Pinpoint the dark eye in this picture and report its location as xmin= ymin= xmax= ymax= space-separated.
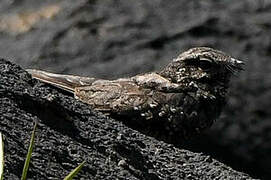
xmin=199 ymin=60 xmax=212 ymax=70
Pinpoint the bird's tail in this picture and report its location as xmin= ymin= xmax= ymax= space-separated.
xmin=27 ymin=69 xmax=96 ymax=93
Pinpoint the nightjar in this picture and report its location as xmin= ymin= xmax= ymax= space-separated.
xmin=27 ymin=47 xmax=244 ymax=143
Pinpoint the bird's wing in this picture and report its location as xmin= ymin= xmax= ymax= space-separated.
xmin=73 ymin=79 xmax=155 ymax=114
xmin=132 ymin=72 xmax=186 ymax=93
xmin=27 ymin=69 xmax=97 ymax=93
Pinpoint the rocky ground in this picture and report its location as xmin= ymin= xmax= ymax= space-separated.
xmin=0 ymin=0 xmax=271 ymax=179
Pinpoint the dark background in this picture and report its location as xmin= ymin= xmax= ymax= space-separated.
xmin=0 ymin=0 xmax=270 ymax=179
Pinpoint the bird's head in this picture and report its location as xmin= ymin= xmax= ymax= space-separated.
xmin=160 ymin=47 xmax=244 ymax=86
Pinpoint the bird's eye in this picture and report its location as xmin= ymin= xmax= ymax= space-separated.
xmin=199 ymin=60 xmax=212 ymax=70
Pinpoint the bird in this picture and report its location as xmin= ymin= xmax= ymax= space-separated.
xmin=27 ymin=47 xmax=244 ymax=143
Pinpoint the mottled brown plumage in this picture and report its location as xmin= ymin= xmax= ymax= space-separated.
xmin=27 ymin=47 xmax=244 ymax=143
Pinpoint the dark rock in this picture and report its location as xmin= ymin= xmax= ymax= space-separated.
xmin=0 ymin=58 xmax=253 ymax=179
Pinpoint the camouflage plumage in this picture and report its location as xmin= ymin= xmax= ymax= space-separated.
xmin=27 ymin=47 xmax=244 ymax=142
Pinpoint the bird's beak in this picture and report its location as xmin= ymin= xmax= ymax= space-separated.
xmin=231 ymin=58 xmax=244 ymax=65
xmin=231 ymin=58 xmax=245 ymax=70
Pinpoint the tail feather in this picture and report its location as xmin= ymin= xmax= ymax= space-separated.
xmin=27 ymin=69 xmax=96 ymax=93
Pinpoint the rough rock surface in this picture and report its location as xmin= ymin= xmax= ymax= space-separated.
xmin=0 ymin=59 xmax=253 ymax=179
xmin=0 ymin=0 xmax=271 ymax=179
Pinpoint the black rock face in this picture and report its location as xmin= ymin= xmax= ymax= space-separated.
xmin=0 ymin=59 xmax=253 ymax=179
xmin=0 ymin=0 xmax=271 ymax=179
